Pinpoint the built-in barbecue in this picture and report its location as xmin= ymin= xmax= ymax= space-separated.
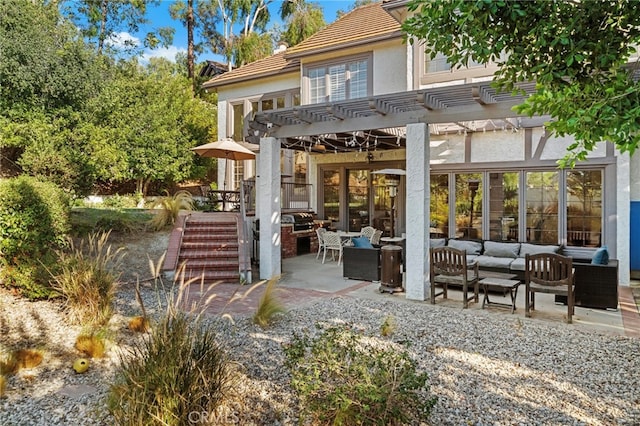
xmin=281 ymin=212 xmax=315 ymax=232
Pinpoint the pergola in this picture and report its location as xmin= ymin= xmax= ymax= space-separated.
xmin=250 ymin=80 xmax=547 ymax=300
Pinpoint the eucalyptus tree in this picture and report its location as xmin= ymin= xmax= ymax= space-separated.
xmin=199 ymin=0 xmax=273 ymax=69
xmin=279 ymin=0 xmax=325 ymax=46
xmin=63 ymin=0 xmax=173 ymax=55
xmin=403 ymin=0 xmax=640 ymax=165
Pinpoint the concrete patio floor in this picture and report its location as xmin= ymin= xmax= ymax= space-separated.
xmin=184 ymin=253 xmax=640 ymax=338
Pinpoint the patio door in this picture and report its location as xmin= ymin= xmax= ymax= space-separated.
xmin=347 ymin=169 xmax=370 ymax=231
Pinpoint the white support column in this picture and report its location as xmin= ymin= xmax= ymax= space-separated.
xmin=258 ymin=137 xmax=281 ymax=280
xmin=616 ymin=151 xmax=630 ymax=285
xmin=405 ymin=122 xmax=430 ymax=300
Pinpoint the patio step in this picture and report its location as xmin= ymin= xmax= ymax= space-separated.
xmin=175 ymin=215 xmax=241 ymax=284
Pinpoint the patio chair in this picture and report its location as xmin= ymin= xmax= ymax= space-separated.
xmin=316 ymin=227 xmax=328 ymax=260
xmin=430 ymin=246 xmax=479 ymax=308
xmin=525 ymin=252 xmax=575 ymax=323
xmin=360 ymin=226 xmax=376 ymax=241
xmin=322 ymin=231 xmax=345 ymax=265
xmin=370 ymin=229 xmax=383 ymax=245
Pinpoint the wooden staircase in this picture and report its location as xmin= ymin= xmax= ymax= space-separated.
xmin=164 ymin=212 xmax=251 ymax=284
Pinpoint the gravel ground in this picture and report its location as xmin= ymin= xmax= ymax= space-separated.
xmin=1 ymin=231 xmax=639 ymax=425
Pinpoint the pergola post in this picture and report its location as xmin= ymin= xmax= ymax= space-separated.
xmin=405 ymin=122 xmax=430 ymax=300
xmin=258 ymin=136 xmax=281 ymax=280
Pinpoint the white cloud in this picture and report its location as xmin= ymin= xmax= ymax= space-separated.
xmin=142 ymin=45 xmax=186 ymax=63
xmin=106 ymin=32 xmax=141 ymax=49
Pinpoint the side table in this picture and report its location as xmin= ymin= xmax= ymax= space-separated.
xmin=480 ymin=277 xmax=521 ymax=314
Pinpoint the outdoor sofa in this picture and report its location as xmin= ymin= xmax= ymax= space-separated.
xmin=442 ymin=238 xmax=619 ymax=310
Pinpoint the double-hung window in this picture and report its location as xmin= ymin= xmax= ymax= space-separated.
xmin=307 ymin=55 xmax=371 ymax=104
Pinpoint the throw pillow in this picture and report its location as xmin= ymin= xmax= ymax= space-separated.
xmin=352 ymin=236 xmax=373 ymax=248
xmin=591 ymin=246 xmax=609 ymax=265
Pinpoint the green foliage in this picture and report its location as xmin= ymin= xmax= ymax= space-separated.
xmin=0 ymin=251 xmax=59 ymax=300
xmin=84 ymin=62 xmax=217 ymax=195
xmin=279 ymin=0 xmax=326 ymax=46
xmin=253 ymin=278 xmax=286 ymax=328
xmin=52 ymin=231 xmax=124 ymax=326
xmin=108 ymin=302 xmax=237 ymax=425
xmin=284 ymin=324 xmax=436 ymax=425
xmin=148 ymin=191 xmax=194 ymax=231
xmin=70 ymin=208 xmax=152 ymax=236
xmin=403 ymin=0 xmax=640 ymax=165
xmin=0 ymin=176 xmax=70 ymax=259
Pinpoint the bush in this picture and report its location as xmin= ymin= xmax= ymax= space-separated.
xmin=0 ymin=176 xmax=70 ymax=259
xmin=284 ymin=324 xmax=436 ymax=425
xmin=52 ymin=231 xmax=123 ymax=325
xmin=0 ymin=176 xmax=70 ymax=298
xmin=108 ymin=303 xmax=237 ymax=425
xmin=148 ymin=190 xmax=193 ymax=231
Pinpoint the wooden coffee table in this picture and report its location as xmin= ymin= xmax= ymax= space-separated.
xmin=480 ymin=277 xmax=521 ymax=314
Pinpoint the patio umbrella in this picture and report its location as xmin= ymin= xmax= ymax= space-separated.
xmin=191 ymin=138 xmax=256 ymax=160
xmin=191 ymin=138 xmax=256 ymax=198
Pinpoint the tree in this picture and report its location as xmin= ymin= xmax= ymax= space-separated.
xmin=199 ymin=0 xmax=273 ymax=69
xmin=170 ymin=0 xmax=201 ymax=86
xmin=403 ymin=0 xmax=640 ymax=166
xmin=279 ymin=0 xmax=325 ymax=46
xmin=63 ymin=0 xmax=173 ymax=55
xmin=0 ymin=0 xmax=107 ymax=195
xmin=85 ymin=60 xmax=217 ymax=195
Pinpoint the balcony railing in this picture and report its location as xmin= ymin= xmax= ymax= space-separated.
xmin=242 ymin=180 xmax=312 ymax=215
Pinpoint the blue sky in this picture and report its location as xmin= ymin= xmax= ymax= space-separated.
xmin=129 ymin=1 xmax=356 ymax=63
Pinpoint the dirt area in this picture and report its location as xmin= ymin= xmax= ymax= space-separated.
xmin=106 ymin=229 xmax=171 ymax=285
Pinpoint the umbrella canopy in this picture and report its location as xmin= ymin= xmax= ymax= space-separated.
xmin=371 ymin=168 xmax=406 ymax=176
xmin=191 ymin=138 xmax=256 ymax=160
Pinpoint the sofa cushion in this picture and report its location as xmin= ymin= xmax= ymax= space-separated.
xmin=475 ymin=255 xmax=515 ymax=269
xmin=518 ymin=243 xmax=560 ymax=258
xmin=447 ymin=239 xmax=483 ymax=255
xmin=509 ymin=258 xmax=526 ymax=271
xmin=591 ymin=246 xmax=609 ymax=265
xmin=352 ymin=236 xmax=373 ymax=248
xmin=483 ymin=241 xmax=520 ymax=258
xmin=430 ymin=238 xmax=446 ymax=248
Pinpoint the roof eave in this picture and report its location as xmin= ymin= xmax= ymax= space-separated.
xmin=202 ymin=68 xmax=299 ymax=90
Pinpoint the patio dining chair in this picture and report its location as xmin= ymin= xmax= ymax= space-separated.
xmin=430 ymin=246 xmax=479 ymax=308
xmin=360 ymin=226 xmax=376 ymax=241
xmin=316 ymin=227 xmax=328 ymax=260
xmin=370 ymin=229 xmax=383 ymax=245
xmin=322 ymin=231 xmax=345 ymax=265
xmin=525 ymin=252 xmax=575 ymax=323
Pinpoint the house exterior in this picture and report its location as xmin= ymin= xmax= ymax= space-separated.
xmin=203 ymin=1 xmax=639 ymax=298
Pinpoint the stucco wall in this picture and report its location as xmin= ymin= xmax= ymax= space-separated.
xmin=372 ymin=43 xmax=409 ymax=94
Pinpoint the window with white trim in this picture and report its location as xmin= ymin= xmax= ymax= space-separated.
xmin=307 ymin=56 xmax=371 ymax=104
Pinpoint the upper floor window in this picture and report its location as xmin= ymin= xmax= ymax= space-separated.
xmin=306 ymin=55 xmax=371 ymax=104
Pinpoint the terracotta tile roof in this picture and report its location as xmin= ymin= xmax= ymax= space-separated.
xmin=284 ymin=2 xmax=402 ymax=58
xmin=202 ymin=51 xmax=299 ymax=89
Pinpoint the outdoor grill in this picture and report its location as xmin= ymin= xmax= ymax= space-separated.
xmin=281 ymin=212 xmax=315 ymax=232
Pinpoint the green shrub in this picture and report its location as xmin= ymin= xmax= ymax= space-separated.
xmin=102 ymin=194 xmax=138 ymax=209
xmin=0 ymin=176 xmax=70 ymax=259
xmin=0 ymin=176 xmax=70 ymax=298
xmin=284 ymin=324 xmax=436 ymax=425
xmin=108 ymin=303 xmax=237 ymax=425
xmin=52 ymin=231 xmax=123 ymax=325
xmin=0 ymin=252 xmax=59 ymax=299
